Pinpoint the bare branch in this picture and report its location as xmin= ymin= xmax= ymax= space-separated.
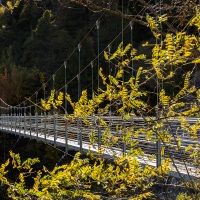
xmin=65 ymin=0 xmax=148 ymax=26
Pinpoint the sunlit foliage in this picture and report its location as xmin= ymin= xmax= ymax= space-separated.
xmin=1 ymin=3 xmax=200 ymax=200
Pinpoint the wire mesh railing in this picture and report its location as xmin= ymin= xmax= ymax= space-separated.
xmin=0 ymin=113 xmax=199 ymax=178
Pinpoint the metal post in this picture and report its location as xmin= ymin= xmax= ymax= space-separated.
xmin=155 ymin=0 xmax=161 ymax=168
xmin=1 ymin=108 xmax=3 ymax=130
xmin=121 ymin=0 xmax=124 ymax=82
xmin=64 ymin=61 xmax=67 ymax=113
xmin=121 ymin=0 xmax=124 ymax=44
xmin=53 ymin=114 xmax=57 ymax=147
xmin=5 ymin=109 xmax=7 ymax=130
xmin=130 ymin=21 xmax=133 ymax=77
xmin=55 ymin=113 xmax=57 ymax=141
xmin=156 ymin=137 xmax=162 ymax=167
xmin=78 ymin=118 xmax=82 ymax=153
xmin=64 ymin=61 xmax=68 ymax=150
xmin=5 ymin=108 xmax=7 ymax=129
xmin=19 ymin=106 xmax=21 ymax=134
xmin=53 ymin=74 xmax=55 ymax=90
xmin=7 ymin=108 xmax=9 ymax=129
xmin=156 ymin=108 xmax=162 ymax=167
xmin=8 ymin=107 xmax=11 ymax=131
xmin=24 ymin=106 xmax=26 ymax=135
xmin=96 ymin=20 xmax=100 ymax=93
xmin=16 ymin=107 xmax=18 ymax=133
xmin=91 ymin=61 xmax=94 ymax=97
xmin=29 ymin=104 xmax=32 ymax=138
xmin=2 ymin=110 xmax=5 ymax=130
xmin=11 ymin=106 xmax=13 ymax=132
xmin=65 ymin=119 xmax=68 ymax=153
xmin=39 ymin=112 xmax=42 ymax=136
xmin=3 ymin=110 xmax=4 ymax=130
xmin=78 ymin=43 xmax=81 ymax=100
xmin=44 ymin=111 xmax=47 ymax=143
xmin=108 ymin=44 xmax=112 ymax=118
xmin=2 ymin=108 xmax=5 ymax=130
xmin=54 ymin=93 xmax=58 ymax=145
xmin=35 ymin=92 xmax=38 ymax=113
xmin=3 ymin=110 xmax=5 ymax=130
xmin=122 ymin=122 xmax=126 ymax=154
xmin=108 ymin=44 xmax=111 ymax=75
xmin=47 ymin=112 xmax=50 ymax=137
xmin=35 ymin=111 xmax=38 ymax=140
xmin=4 ymin=108 xmax=6 ymax=130
xmin=14 ymin=107 xmax=16 ymax=134
xmin=35 ymin=92 xmax=38 ymax=139
xmin=66 ymin=85 xmax=68 ymax=114
xmin=98 ymin=118 xmax=101 ymax=148
xmin=2 ymin=108 xmax=3 ymax=130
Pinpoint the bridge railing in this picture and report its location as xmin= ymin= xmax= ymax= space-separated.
xmin=0 ymin=113 xmax=200 ymax=178
xmin=0 ymin=114 xmax=199 ymax=158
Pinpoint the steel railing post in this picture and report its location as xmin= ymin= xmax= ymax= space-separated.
xmin=19 ymin=107 xmax=21 ymax=134
xmin=24 ymin=107 xmax=26 ymax=135
xmin=78 ymin=118 xmax=82 ymax=153
xmin=98 ymin=118 xmax=101 ymax=148
xmin=14 ymin=107 xmax=16 ymax=134
xmin=65 ymin=117 xmax=68 ymax=153
xmin=53 ymin=114 xmax=57 ymax=147
xmin=11 ymin=107 xmax=13 ymax=132
xmin=122 ymin=122 xmax=126 ymax=154
xmin=35 ymin=112 xmax=38 ymax=140
xmin=44 ymin=111 xmax=47 ymax=143
xmin=2 ymin=112 xmax=4 ymax=130
xmin=29 ymin=108 xmax=32 ymax=138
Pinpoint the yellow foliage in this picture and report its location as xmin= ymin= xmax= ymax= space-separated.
xmin=132 ymin=54 xmax=146 ymax=60
xmin=159 ymin=89 xmax=171 ymax=107
xmin=173 ymin=71 xmax=191 ymax=102
xmin=104 ymin=50 xmax=109 ymax=60
xmin=115 ymin=67 xmax=124 ymax=79
xmin=146 ymin=14 xmax=160 ymax=38
xmin=40 ymin=90 xmax=64 ymax=111
xmin=0 ymin=159 xmax=9 ymax=185
xmin=19 ymin=16 xmax=200 ymax=196
xmin=158 ymin=14 xmax=168 ymax=23
xmin=6 ymin=1 xmax=14 ymax=10
xmin=7 ymin=0 xmax=22 ymax=10
xmin=65 ymin=93 xmax=74 ymax=108
xmin=99 ymin=68 xmax=107 ymax=85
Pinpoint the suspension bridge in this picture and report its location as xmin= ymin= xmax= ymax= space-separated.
xmin=0 ymin=106 xmax=199 ymax=180
xmin=0 ymin=13 xmax=199 ymax=181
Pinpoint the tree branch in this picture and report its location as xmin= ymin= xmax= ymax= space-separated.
xmin=66 ymin=0 xmax=148 ymax=26
xmin=137 ymin=0 xmax=177 ymax=34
